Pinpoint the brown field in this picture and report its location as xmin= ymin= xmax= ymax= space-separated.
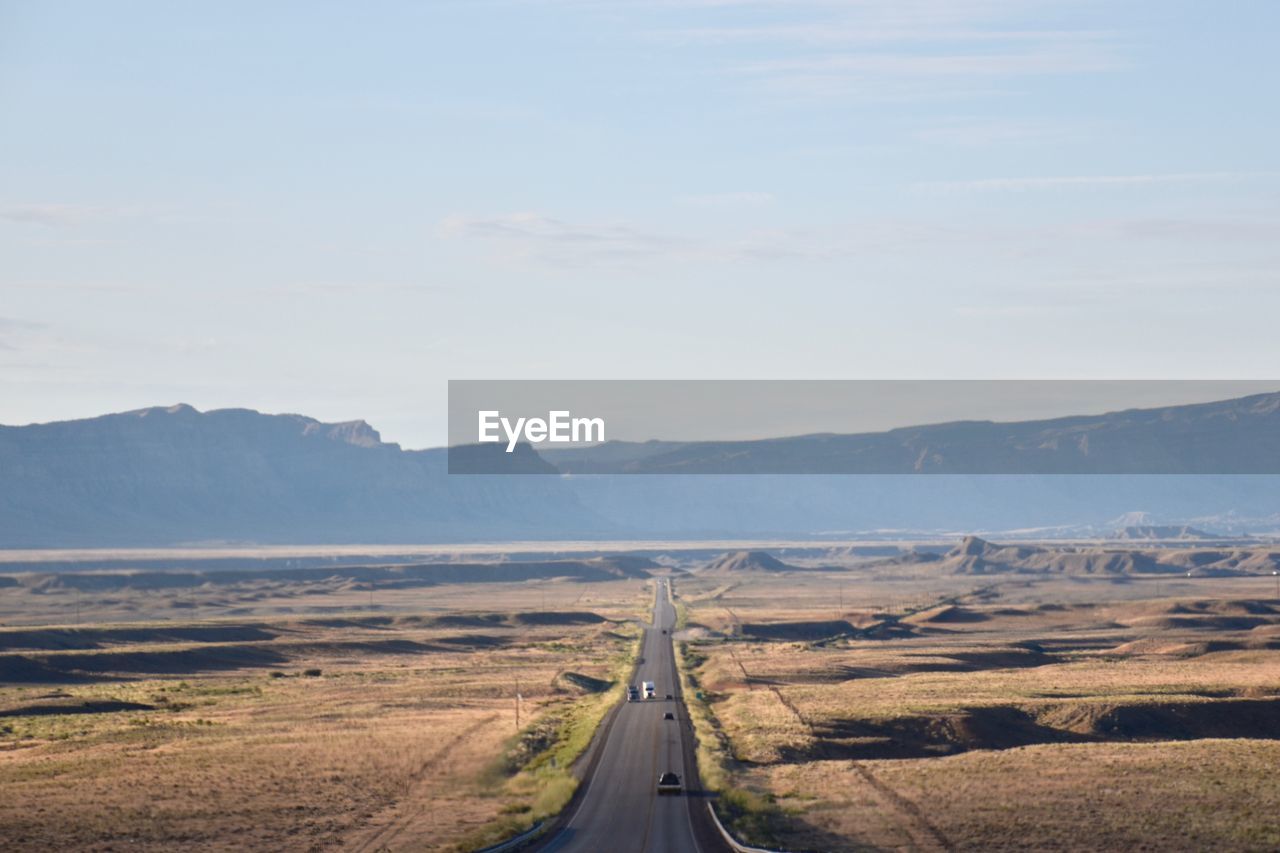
xmin=8 ymin=543 xmax=1280 ymax=852
xmin=0 ymin=577 xmax=650 ymax=852
xmin=675 ymin=569 xmax=1280 ymax=852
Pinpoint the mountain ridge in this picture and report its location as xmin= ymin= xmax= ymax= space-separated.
xmin=4 ymin=396 xmax=1280 ymax=547
xmin=544 ymin=390 xmax=1280 ymax=475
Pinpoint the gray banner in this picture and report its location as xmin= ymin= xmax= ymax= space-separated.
xmin=447 ymin=380 xmax=1280 ymax=474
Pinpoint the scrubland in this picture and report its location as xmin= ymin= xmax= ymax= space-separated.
xmin=0 ymin=578 xmax=648 ymax=851
xmin=676 ymin=570 xmax=1280 ymax=852
xmin=9 ymin=545 xmax=1280 ymax=852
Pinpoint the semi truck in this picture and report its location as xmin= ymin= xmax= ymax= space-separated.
xmin=642 ymin=680 xmax=656 ymax=699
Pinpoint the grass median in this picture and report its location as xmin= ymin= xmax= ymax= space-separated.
xmin=459 ymin=622 xmax=644 ymax=851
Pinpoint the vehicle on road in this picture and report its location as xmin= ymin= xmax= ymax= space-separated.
xmin=663 ymin=711 xmax=675 ymax=720
xmin=665 ymin=693 xmax=674 ymax=700
xmin=642 ymin=680 xmax=655 ymax=699
xmin=627 ymin=686 xmax=640 ymax=702
xmin=657 ymin=772 xmax=682 ymax=794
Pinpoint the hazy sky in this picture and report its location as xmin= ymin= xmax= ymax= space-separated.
xmin=2 ymin=1 xmax=1278 ymax=447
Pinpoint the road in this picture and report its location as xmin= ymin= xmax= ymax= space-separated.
xmin=537 ymin=580 xmax=729 ymax=853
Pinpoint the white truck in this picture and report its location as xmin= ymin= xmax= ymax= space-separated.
xmin=642 ymin=680 xmax=656 ymax=700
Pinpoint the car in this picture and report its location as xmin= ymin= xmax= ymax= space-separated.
xmin=665 ymin=693 xmax=674 ymax=700
xmin=663 ymin=711 xmax=675 ymax=720
xmin=661 ymin=629 xmax=668 ymax=634
xmin=626 ymin=686 xmax=640 ymax=702
xmin=657 ymin=772 xmax=682 ymax=794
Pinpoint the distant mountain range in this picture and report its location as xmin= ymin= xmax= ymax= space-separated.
xmin=0 ymin=404 xmax=596 ymax=547
xmin=3 ymin=397 xmax=1280 ymax=548
xmin=538 ymin=391 xmax=1280 ymax=474
xmin=885 ymin=535 xmax=1280 ymax=576
xmin=1112 ymin=524 xmax=1217 ymax=541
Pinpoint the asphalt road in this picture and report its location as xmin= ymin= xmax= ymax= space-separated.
xmin=538 ymin=580 xmax=729 ymax=853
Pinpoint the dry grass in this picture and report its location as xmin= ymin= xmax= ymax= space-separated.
xmin=0 ymin=580 xmax=650 ymax=852
xmin=761 ymin=740 xmax=1280 ymax=851
xmin=679 ymin=571 xmax=1280 ymax=851
xmin=0 ymin=570 xmax=645 ymax=628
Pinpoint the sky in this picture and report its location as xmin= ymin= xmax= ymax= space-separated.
xmin=2 ymin=0 xmax=1278 ymax=448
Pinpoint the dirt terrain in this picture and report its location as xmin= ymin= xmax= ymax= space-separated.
xmin=0 ymin=575 xmax=649 ymax=852
xmin=675 ymin=554 xmax=1280 ymax=851
xmin=6 ymin=540 xmax=1280 ymax=851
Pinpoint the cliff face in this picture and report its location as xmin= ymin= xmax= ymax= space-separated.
xmin=897 ymin=536 xmax=1280 ymax=577
xmin=4 ymin=397 xmax=1280 ymax=548
xmin=0 ymin=405 xmax=593 ymax=547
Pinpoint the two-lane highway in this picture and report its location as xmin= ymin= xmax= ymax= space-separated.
xmin=538 ymin=580 xmax=727 ymax=853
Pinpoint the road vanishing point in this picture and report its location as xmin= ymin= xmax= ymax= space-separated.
xmin=536 ymin=580 xmax=730 ymax=853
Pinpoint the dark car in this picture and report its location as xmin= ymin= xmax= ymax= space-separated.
xmin=665 ymin=693 xmax=674 ymax=700
xmin=663 ymin=711 xmax=675 ymax=720
xmin=657 ymin=772 xmax=682 ymax=794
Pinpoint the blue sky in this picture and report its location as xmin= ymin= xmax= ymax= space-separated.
xmin=2 ymin=0 xmax=1278 ymax=447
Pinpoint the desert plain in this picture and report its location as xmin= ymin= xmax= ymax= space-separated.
xmin=3 ymin=537 xmax=1280 ymax=851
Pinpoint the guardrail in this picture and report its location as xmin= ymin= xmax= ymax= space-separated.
xmin=476 ymin=819 xmax=545 ymax=853
xmin=706 ymin=802 xmax=788 ymax=853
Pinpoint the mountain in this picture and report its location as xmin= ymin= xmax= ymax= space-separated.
xmin=544 ymin=392 xmax=1280 ymax=475
xmin=1113 ymin=525 xmax=1218 ymax=540
xmin=4 ymin=398 xmax=1280 ymax=548
xmin=0 ymin=405 xmax=598 ymax=547
xmin=889 ymin=536 xmax=1280 ymax=576
xmin=702 ymin=550 xmax=794 ymax=574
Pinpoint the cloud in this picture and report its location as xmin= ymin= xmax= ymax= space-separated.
xmin=738 ymin=46 xmax=1117 ymax=79
xmin=677 ymin=191 xmax=775 ymax=207
xmin=630 ymin=0 xmax=1125 ymax=99
xmin=439 ymin=210 xmax=973 ymax=268
xmin=0 ymin=317 xmax=44 ymax=333
xmin=5 ymin=278 xmax=147 ymax=293
xmin=509 ymin=1 xmax=1125 ymax=103
xmin=912 ymin=117 xmax=1088 ymax=147
xmin=441 ymin=203 xmax=1280 ymax=273
xmin=660 ymin=25 xmax=1114 ymax=47
xmin=533 ymin=0 xmax=1124 ymax=89
xmin=917 ymin=171 xmax=1280 ymax=192
xmin=957 ymin=265 xmax=1280 ymax=318
xmin=0 ymin=203 xmax=142 ymax=227
xmin=280 ymin=281 xmax=455 ymax=296
xmin=1098 ymin=218 xmax=1280 ymax=244
xmin=440 ymin=212 xmax=691 ymax=266
xmin=734 ymin=51 xmax=1117 ymax=101
xmin=442 ymin=210 xmax=826 ymax=267
xmin=954 ymin=304 xmax=1060 ymax=318
xmin=0 ymin=317 xmax=46 ymax=352
xmin=1 ymin=204 xmax=107 ymax=226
